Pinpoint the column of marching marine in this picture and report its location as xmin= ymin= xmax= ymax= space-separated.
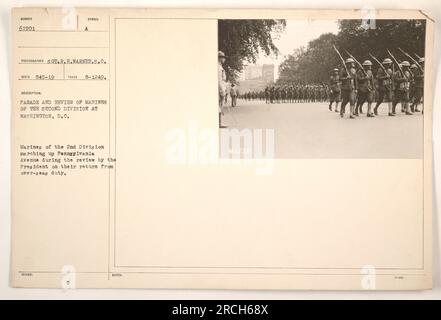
xmin=328 ymin=55 xmax=424 ymax=119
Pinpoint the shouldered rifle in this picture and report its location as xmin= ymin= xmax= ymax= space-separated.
xmin=369 ymin=52 xmax=392 ymax=90
xmin=387 ymin=49 xmax=404 ymax=77
xmin=333 ymin=45 xmax=350 ymax=76
xmin=369 ymin=53 xmax=388 ymax=76
xmin=344 ymin=49 xmax=367 ymax=77
xmin=398 ymin=47 xmax=424 ymax=72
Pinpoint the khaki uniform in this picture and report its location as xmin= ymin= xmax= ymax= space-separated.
xmin=218 ymin=62 xmax=227 ymax=112
xmin=392 ymin=69 xmax=411 ymax=114
xmin=230 ymin=86 xmax=238 ymax=107
xmin=339 ymin=66 xmax=357 ymax=117
xmin=356 ymin=68 xmax=374 ymax=115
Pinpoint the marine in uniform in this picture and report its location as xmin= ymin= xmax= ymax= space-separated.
xmin=355 ymin=60 xmax=375 ymax=117
xmin=373 ymin=58 xmax=394 ymax=116
xmin=339 ymin=58 xmax=357 ymax=119
xmin=328 ymin=68 xmax=341 ymax=112
xmin=264 ymin=86 xmax=270 ymax=104
xmin=218 ymin=51 xmax=227 ymax=128
xmin=230 ymin=83 xmax=238 ymax=108
xmin=392 ymin=60 xmax=412 ymax=115
xmin=410 ymin=57 xmax=424 ymax=113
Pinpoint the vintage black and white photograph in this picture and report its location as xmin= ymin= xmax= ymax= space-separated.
xmin=218 ymin=19 xmax=426 ymax=158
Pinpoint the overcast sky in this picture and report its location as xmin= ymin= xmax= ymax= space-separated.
xmin=255 ymin=19 xmax=340 ymax=78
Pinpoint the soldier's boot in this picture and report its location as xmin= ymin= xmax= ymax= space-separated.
xmin=349 ymin=104 xmax=356 ymax=119
xmin=391 ymin=101 xmax=397 ymax=115
xmin=366 ymin=104 xmax=371 ymax=117
xmin=367 ymin=103 xmax=374 ymax=117
xmin=388 ymin=102 xmax=395 ymax=116
xmin=373 ymin=103 xmax=380 ymax=116
xmin=412 ymin=102 xmax=420 ymax=112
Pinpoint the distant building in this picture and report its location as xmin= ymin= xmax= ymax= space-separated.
xmin=244 ymin=65 xmax=263 ymax=80
xmin=262 ymin=64 xmax=275 ymax=83
xmin=238 ymin=64 xmax=274 ymax=93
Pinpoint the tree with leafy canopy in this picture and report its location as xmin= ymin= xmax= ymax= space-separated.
xmin=278 ymin=19 xmax=426 ymax=85
xmin=218 ymin=19 xmax=286 ymax=82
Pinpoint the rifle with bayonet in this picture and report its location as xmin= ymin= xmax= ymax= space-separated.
xmin=333 ymin=45 xmax=350 ymax=76
xmin=387 ymin=49 xmax=404 ymax=76
xmin=398 ymin=47 xmax=424 ymax=72
xmin=369 ymin=52 xmax=392 ymax=91
xmin=345 ymin=49 xmax=375 ymax=93
xmin=344 ymin=49 xmax=367 ymax=76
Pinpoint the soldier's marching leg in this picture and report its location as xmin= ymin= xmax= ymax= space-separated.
xmin=391 ymin=96 xmax=396 ymax=114
xmin=356 ymin=93 xmax=365 ymax=117
xmin=417 ymin=89 xmax=423 ymax=112
xmin=367 ymin=102 xmax=373 ymax=117
xmin=340 ymin=98 xmax=347 ymax=118
xmin=409 ymin=94 xmax=415 ymax=112
xmin=411 ymin=88 xmax=422 ymax=112
xmin=349 ymin=91 xmax=356 ymax=119
xmin=374 ymin=90 xmax=384 ymax=115
xmin=367 ymin=90 xmax=375 ymax=117
xmin=388 ymin=89 xmax=394 ymax=116
xmin=350 ymin=103 xmax=356 ymax=118
xmin=404 ymin=91 xmax=412 ymax=115
xmin=219 ymin=95 xmax=227 ymax=129
xmin=405 ymin=101 xmax=412 ymax=115
xmin=354 ymin=92 xmax=360 ymax=116
xmin=354 ymin=103 xmax=359 ymax=116
xmin=388 ymin=102 xmax=394 ymax=116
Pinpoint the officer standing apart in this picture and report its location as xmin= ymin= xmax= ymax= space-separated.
xmin=339 ymin=58 xmax=357 ymax=119
xmin=355 ymin=60 xmax=375 ymax=117
xmin=218 ymin=51 xmax=227 ymax=128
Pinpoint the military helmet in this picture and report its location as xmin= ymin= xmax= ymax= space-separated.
xmin=333 ymin=68 xmax=339 ymax=72
xmin=410 ymin=64 xmax=418 ymax=69
xmin=218 ymin=51 xmax=226 ymax=58
xmin=382 ymin=58 xmax=392 ymax=64
xmin=400 ymin=60 xmax=410 ymax=67
xmin=345 ymin=57 xmax=355 ymax=64
xmin=419 ymin=57 xmax=425 ymax=63
xmin=362 ymin=60 xmax=372 ymax=66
